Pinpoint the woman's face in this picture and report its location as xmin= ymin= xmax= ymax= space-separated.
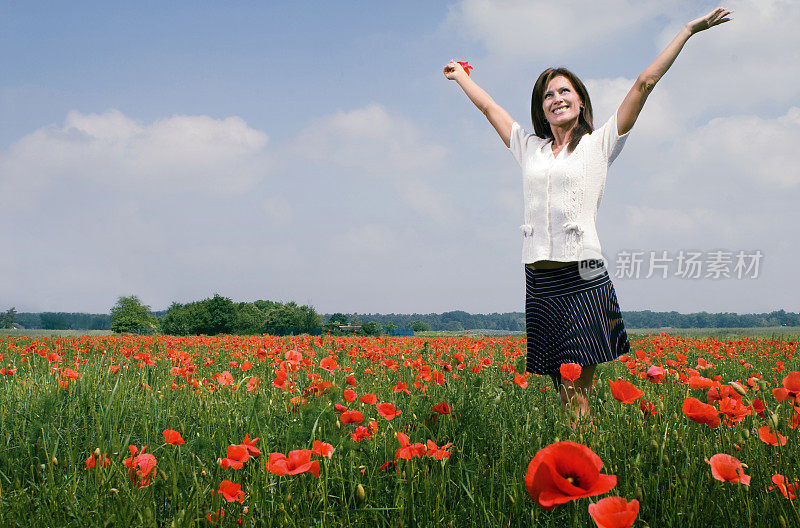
xmin=542 ymin=75 xmax=583 ymax=129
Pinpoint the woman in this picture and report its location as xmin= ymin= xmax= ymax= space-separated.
xmin=444 ymin=8 xmax=731 ymax=425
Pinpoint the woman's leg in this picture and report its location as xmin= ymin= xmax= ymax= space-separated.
xmin=554 ymin=365 xmax=597 ymax=427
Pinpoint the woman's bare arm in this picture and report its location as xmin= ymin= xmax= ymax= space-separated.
xmin=444 ymin=61 xmax=516 ymax=148
xmin=617 ymin=7 xmax=732 ymax=136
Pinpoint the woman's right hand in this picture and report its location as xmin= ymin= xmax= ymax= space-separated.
xmin=443 ymin=60 xmax=467 ymax=81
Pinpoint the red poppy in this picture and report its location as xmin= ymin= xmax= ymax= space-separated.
xmin=124 ymin=445 xmax=157 ymax=488
xmin=163 ymin=430 xmax=185 ymax=445
xmin=688 ymin=376 xmax=716 ymax=389
xmin=246 ymin=377 xmax=261 ymax=392
xmin=341 ymin=410 xmax=364 ymax=424
xmin=425 ymin=440 xmax=453 ymax=460
xmin=218 ymin=480 xmax=245 ymax=503
xmin=769 ymin=474 xmax=799 ymax=499
xmin=343 ymin=389 xmax=357 ymax=402
xmin=587 ymin=496 xmax=639 ymax=528
xmin=560 ymin=363 xmax=582 ymax=382
xmin=377 ymin=403 xmax=401 ymax=420
xmin=639 ymin=400 xmax=656 ymax=418
xmin=319 ymin=356 xmax=338 ymax=372
xmin=705 ymin=454 xmax=750 ymax=485
xmin=432 ymin=402 xmax=451 ymax=415
xmin=393 ymin=382 xmax=410 ymax=394
xmin=645 ymin=365 xmax=665 ymax=383
xmin=85 ymin=452 xmax=110 ymax=470
xmin=783 ymin=371 xmax=800 ymax=394
xmin=267 ymin=450 xmax=320 ymax=478
xmin=214 ymin=371 xmax=233 ymax=387
xmin=514 ymin=372 xmax=529 ymax=388
xmin=346 ymin=375 xmax=357 ymax=386
xmin=751 ymin=398 xmax=766 ymax=418
xmin=719 ymin=397 xmax=750 ymax=426
xmin=525 ymin=441 xmax=617 ymax=510
xmin=333 ymin=402 xmax=348 ymax=414
xmin=608 ymin=380 xmax=644 ymax=404
xmin=220 ymin=444 xmax=250 ymax=469
xmin=758 ymin=426 xmax=787 ymax=446
xmin=312 ymin=440 xmax=335 ymax=458
xmin=395 ymin=432 xmax=426 ymax=459
xmin=359 ymin=393 xmax=377 ymax=405
xmin=682 ymin=397 xmax=720 ymax=428
xmin=350 ymin=425 xmax=372 ymax=442
xmin=773 ymin=387 xmax=790 ymax=401
xmin=456 ymin=61 xmax=473 ymax=75
xmin=242 ymin=434 xmax=260 ymax=457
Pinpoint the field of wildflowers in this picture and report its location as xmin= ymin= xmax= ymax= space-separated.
xmin=0 ymin=333 xmax=798 ymax=527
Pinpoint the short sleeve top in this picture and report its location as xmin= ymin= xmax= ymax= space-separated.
xmin=508 ymin=110 xmax=631 ymax=264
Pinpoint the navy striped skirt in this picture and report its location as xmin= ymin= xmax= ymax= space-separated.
xmin=524 ymin=260 xmax=630 ymax=375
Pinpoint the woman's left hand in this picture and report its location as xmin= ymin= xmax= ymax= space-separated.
xmin=686 ymin=7 xmax=732 ymax=35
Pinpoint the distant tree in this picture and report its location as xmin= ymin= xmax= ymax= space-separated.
xmin=361 ymin=321 xmax=381 ymax=336
xmin=1 ymin=307 xmax=16 ymax=328
xmin=328 ymin=313 xmax=348 ymax=326
xmin=234 ymin=302 xmax=267 ymax=335
xmin=110 ymin=296 xmax=157 ymax=334
xmin=384 ymin=321 xmax=397 ymax=332
xmin=206 ymin=294 xmax=237 ymax=335
xmin=408 ymin=320 xmax=431 ymax=332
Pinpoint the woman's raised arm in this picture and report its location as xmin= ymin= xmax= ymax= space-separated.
xmin=444 ymin=60 xmax=515 ymax=148
xmin=617 ymin=7 xmax=732 ymax=136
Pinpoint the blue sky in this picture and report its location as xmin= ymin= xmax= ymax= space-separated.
xmin=2 ymin=1 xmax=799 ymax=315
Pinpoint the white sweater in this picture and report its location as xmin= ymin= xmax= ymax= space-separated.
xmin=508 ymin=110 xmax=630 ymax=264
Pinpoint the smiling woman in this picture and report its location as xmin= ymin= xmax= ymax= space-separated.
xmin=444 ymin=7 xmax=733 ymax=427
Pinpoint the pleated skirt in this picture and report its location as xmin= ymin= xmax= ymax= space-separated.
xmin=524 ymin=260 xmax=631 ymax=375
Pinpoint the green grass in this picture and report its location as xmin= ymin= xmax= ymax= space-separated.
xmin=0 ymin=333 xmax=798 ymax=527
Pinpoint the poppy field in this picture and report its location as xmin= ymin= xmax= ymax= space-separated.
xmin=0 ymin=332 xmax=798 ymax=527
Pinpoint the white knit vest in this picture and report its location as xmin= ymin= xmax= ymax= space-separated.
xmin=509 ymin=110 xmax=630 ymax=264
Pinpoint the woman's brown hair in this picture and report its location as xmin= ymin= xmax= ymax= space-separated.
xmin=531 ymin=67 xmax=594 ymax=154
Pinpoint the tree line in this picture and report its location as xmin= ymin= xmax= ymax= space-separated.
xmin=4 ymin=302 xmax=800 ymax=333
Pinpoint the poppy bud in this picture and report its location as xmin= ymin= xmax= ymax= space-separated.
xmin=730 ymin=381 xmax=747 ymax=397
xmin=650 ymin=440 xmax=660 ymax=452
xmin=110 ymin=488 xmax=118 ymax=494
xmin=216 ymin=458 xmax=223 ymax=467
xmin=758 ymin=379 xmax=767 ymax=392
xmin=39 ymin=463 xmax=45 ymax=472
xmin=201 ymin=470 xmax=207 ymax=477
xmin=780 ymin=515 xmax=787 ymax=528
xmin=356 ymin=483 xmax=366 ymax=504
xmin=554 ymin=436 xmax=560 ymax=443
xmin=52 ymin=457 xmax=57 ymax=465
xmin=94 ymin=448 xmax=101 ymax=457
xmin=243 ymin=507 xmax=249 ymax=515
xmin=742 ymin=429 xmax=750 ymax=439
xmin=285 ymin=493 xmax=292 ymax=503
xmin=159 ymin=469 xmax=167 ymax=480
xmin=508 ymin=493 xmax=515 ymax=504
xmin=661 ymin=454 xmax=669 ymax=465
xmin=635 ymin=488 xmax=644 ymax=502
xmin=768 ymin=410 xmax=780 ymax=430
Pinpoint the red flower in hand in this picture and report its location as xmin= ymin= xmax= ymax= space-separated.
xmin=588 ymin=496 xmax=639 ymax=528
xmin=525 ymin=441 xmax=617 ymax=510
xmin=457 ymin=61 xmax=473 ymax=76
xmin=267 ymin=450 xmax=320 ymax=478
xmin=608 ymin=380 xmax=644 ymax=404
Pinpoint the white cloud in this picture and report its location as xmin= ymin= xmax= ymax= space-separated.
xmin=445 ymin=0 xmax=680 ymax=61
xmin=262 ymin=195 xmax=293 ymax=226
xmin=290 ymin=103 xmax=456 ymax=223
xmin=0 ymin=109 xmax=271 ymax=211
xmin=292 ymin=103 xmax=447 ymax=176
